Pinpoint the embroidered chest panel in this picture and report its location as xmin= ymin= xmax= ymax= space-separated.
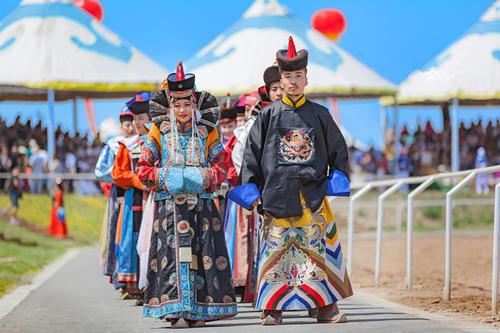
xmin=276 ymin=127 xmax=315 ymax=165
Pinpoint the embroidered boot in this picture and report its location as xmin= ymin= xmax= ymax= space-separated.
xmin=261 ymin=310 xmax=283 ymax=325
xmin=171 ymin=318 xmax=189 ymax=329
xmin=188 ymin=320 xmax=206 ymax=327
xmin=317 ymin=303 xmax=346 ymax=323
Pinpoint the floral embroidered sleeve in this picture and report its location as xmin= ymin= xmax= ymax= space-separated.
xmin=222 ymin=135 xmax=239 ymax=187
xmin=203 ymin=129 xmax=233 ymax=191
xmin=136 ymin=123 xmax=185 ymax=195
xmin=136 ymin=123 xmax=162 ymax=190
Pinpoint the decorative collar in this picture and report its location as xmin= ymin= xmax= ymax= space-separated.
xmin=282 ymin=95 xmax=306 ymax=109
xmin=177 ymin=121 xmax=193 ymax=134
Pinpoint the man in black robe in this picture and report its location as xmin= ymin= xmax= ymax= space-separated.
xmin=240 ymin=36 xmax=352 ymax=326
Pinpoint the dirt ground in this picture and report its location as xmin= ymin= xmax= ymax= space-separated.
xmin=348 ymin=233 xmax=500 ymax=326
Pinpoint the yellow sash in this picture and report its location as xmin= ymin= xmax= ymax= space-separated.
xmin=272 ymin=193 xmax=334 ymax=228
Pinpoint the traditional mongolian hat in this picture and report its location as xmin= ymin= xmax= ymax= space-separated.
xmin=258 ymin=85 xmax=271 ymax=104
xmin=234 ymin=104 xmax=246 ymax=117
xmin=263 ymin=65 xmax=280 ymax=94
xmin=217 ymin=93 xmax=236 ymax=125
xmin=166 ymin=61 xmax=196 ymax=101
xmin=237 ymin=91 xmax=261 ymax=117
xmin=219 ymin=108 xmax=237 ymax=125
xmin=119 ymin=109 xmax=133 ymax=123
xmin=195 ymin=90 xmax=219 ymax=131
xmin=148 ymin=90 xmax=169 ymax=121
xmin=148 ymin=83 xmax=219 ymax=131
xmin=276 ymin=36 xmax=308 ymax=72
xmin=125 ymin=91 xmax=151 ymax=115
xmin=237 ymin=93 xmax=259 ymax=108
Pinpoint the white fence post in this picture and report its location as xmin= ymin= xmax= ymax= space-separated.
xmin=406 ymin=176 xmax=435 ymax=289
xmin=375 ymin=181 xmax=404 ymax=286
xmin=395 ymin=201 xmax=402 ymax=235
xmin=347 ymin=184 xmax=372 ymax=277
xmin=443 ymin=171 xmax=476 ymax=301
xmin=491 ymin=183 xmax=500 ymax=314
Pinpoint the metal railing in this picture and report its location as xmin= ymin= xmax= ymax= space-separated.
xmin=492 ymin=183 xmax=500 ymax=314
xmin=2 ymin=167 xmax=500 ymax=311
xmin=346 ymin=164 xmax=500 ymax=313
xmin=0 ymin=172 xmax=96 ymax=181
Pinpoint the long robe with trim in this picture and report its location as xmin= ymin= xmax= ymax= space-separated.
xmin=137 ymin=121 xmax=237 ymax=321
xmin=112 ymin=137 xmax=147 ymax=284
xmin=241 ymin=96 xmax=353 ymax=310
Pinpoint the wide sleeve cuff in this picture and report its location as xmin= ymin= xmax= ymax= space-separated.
xmin=156 ymin=166 xmax=184 ymax=195
xmin=183 ymin=167 xmax=205 ymax=194
xmin=228 ymin=183 xmax=260 ymax=210
xmin=326 ymin=170 xmax=351 ymax=197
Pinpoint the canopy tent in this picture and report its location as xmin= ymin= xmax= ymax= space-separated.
xmin=0 ymin=0 xmax=166 ymax=100
xmin=382 ymin=0 xmax=500 ymax=170
xmin=185 ymin=0 xmax=396 ymax=99
xmin=0 ymin=84 xmax=160 ymax=102
xmin=0 ymin=0 xmax=167 ymax=161
xmin=383 ymin=1 xmax=499 ymax=106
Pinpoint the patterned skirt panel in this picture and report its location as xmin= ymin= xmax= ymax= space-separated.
xmin=143 ymin=197 xmax=237 ymax=321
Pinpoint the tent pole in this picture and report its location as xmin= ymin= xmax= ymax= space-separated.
xmin=330 ymin=97 xmax=340 ymax=125
xmin=393 ymin=102 xmax=400 ymax=174
xmin=451 ymin=98 xmax=459 ymax=171
xmin=381 ymin=105 xmax=387 ymax=149
xmin=47 ymin=89 xmax=56 ymax=172
xmin=393 ymin=103 xmax=399 ymax=142
xmin=73 ymin=97 xmax=78 ymax=135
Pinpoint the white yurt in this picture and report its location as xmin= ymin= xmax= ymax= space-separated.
xmin=0 ymin=0 xmax=168 ymax=159
xmin=388 ymin=0 xmax=500 ymax=106
xmin=0 ymin=0 xmax=167 ymax=101
xmin=382 ymin=0 xmax=500 ymax=170
xmin=186 ymin=0 xmax=396 ymax=98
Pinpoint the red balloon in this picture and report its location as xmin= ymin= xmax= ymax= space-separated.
xmin=311 ymin=9 xmax=347 ymax=41
xmin=73 ymin=0 xmax=104 ymax=21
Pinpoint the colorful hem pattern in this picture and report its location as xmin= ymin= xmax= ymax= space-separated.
xmin=255 ymin=199 xmax=353 ymax=310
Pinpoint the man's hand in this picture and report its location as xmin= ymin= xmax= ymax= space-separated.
xmin=250 ymin=199 xmax=261 ymax=210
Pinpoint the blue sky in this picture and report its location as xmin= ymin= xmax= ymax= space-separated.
xmin=0 ymin=0 xmax=498 ymax=147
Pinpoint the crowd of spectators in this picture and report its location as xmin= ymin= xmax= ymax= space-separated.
xmin=1 ymin=115 xmax=498 ymax=194
xmin=349 ymin=119 xmax=499 ymax=185
xmin=0 ymin=116 xmax=102 ymax=195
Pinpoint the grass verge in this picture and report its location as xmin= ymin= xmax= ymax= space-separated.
xmin=0 ymin=194 xmax=105 ymax=297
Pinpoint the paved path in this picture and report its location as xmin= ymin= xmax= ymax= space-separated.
xmin=0 ymin=248 xmax=495 ymax=332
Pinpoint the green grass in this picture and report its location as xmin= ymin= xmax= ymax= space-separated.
xmin=0 ymin=221 xmax=74 ymax=297
xmin=0 ymin=193 xmax=106 ymax=297
xmin=421 ymin=206 xmax=443 ymax=220
xmin=453 ymin=206 xmax=494 ymax=229
xmin=0 ymin=194 xmax=106 ymax=244
xmin=354 ymin=188 xmax=496 ymax=233
xmin=397 ymin=205 xmax=494 ymax=233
